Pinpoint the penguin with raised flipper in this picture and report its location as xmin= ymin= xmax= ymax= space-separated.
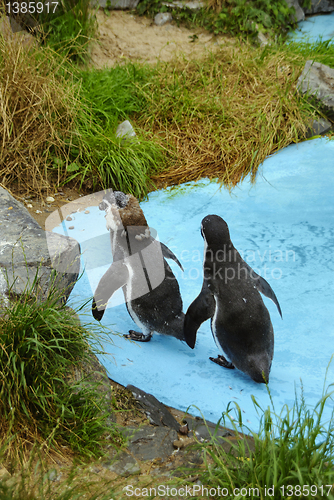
xmin=92 ymin=190 xmax=185 ymax=342
xmin=184 ymin=215 xmax=282 ymax=383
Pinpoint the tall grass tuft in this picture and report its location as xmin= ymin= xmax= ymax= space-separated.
xmin=0 ymin=276 xmax=119 ymax=460
xmin=70 ymin=63 xmax=167 ymax=198
xmin=198 ymin=381 xmax=334 ymax=499
xmin=0 ymin=33 xmax=166 ymax=199
xmin=37 ymin=0 xmax=97 ymax=62
xmin=79 ymin=64 xmax=152 ymax=129
xmin=286 ymin=38 xmax=334 ymax=69
xmin=138 ymin=42 xmax=326 ymax=188
xmin=0 ymin=27 xmax=79 ymax=196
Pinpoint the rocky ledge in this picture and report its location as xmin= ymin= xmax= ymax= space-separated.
xmin=0 ymin=186 xmax=80 ymax=310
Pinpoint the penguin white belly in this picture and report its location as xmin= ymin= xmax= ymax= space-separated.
xmin=124 ymin=261 xmax=151 ymax=335
xmin=211 ymin=295 xmax=232 ymax=363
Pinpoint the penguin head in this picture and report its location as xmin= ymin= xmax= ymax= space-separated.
xmin=201 ymin=215 xmax=231 ymax=245
xmin=99 ymin=190 xmax=129 ymax=211
xmin=99 ymin=190 xmax=149 ymax=240
xmin=118 ymin=195 xmax=148 ymax=231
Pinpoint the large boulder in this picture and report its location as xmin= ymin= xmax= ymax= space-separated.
xmin=303 ymin=0 xmax=334 ymax=13
xmin=0 ymin=186 xmax=80 ymax=309
xmin=286 ymin=0 xmax=305 ymax=22
xmin=297 ymin=60 xmax=334 ymax=121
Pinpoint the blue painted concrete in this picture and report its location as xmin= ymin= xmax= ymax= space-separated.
xmin=289 ymin=12 xmax=334 ymax=44
xmin=52 ymin=137 xmax=334 ymax=432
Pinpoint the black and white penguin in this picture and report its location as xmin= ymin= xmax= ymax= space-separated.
xmin=184 ymin=215 xmax=282 ymax=383
xmin=92 ymin=190 xmax=185 ymax=342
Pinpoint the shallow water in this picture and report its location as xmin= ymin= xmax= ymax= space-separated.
xmin=289 ymin=11 xmax=334 ymax=43
xmin=51 ymin=137 xmax=334 ymax=432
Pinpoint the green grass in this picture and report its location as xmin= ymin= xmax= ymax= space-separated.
xmin=135 ymin=40 xmax=328 ymax=187
xmin=0 ymin=454 xmax=119 ymax=500
xmin=78 ymin=64 xmax=152 ymax=128
xmin=64 ymin=63 xmax=168 ymax=198
xmin=37 ymin=0 xmax=98 ymax=63
xmin=1 ymin=4 xmax=334 ymax=199
xmin=286 ymin=38 xmax=334 ymax=68
xmin=0 ymin=32 xmax=167 ymax=199
xmin=196 ymin=378 xmax=334 ymax=499
xmin=137 ymin=0 xmax=297 ymax=40
xmin=0 ymin=272 xmax=121 ymax=461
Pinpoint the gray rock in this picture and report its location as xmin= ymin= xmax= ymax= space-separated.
xmin=183 ymin=415 xmax=233 ymax=442
xmin=303 ymin=0 xmax=334 ymax=13
xmin=0 ymin=16 xmax=37 ymax=50
xmin=162 ymin=0 xmax=204 ymax=9
xmin=0 ymin=269 xmax=9 ymax=309
xmin=90 ymin=0 xmax=140 ymax=9
xmin=305 ymin=117 xmax=332 ymax=137
xmin=285 ymin=0 xmax=305 ymax=22
xmin=121 ymin=425 xmax=178 ymax=461
xmin=127 ymin=384 xmax=180 ymax=432
xmin=46 ymin=469 xmax=62 ymax=482
xmin=103 ymin=450 xmax=141 ymax=476
xmin=0 ymin=186 xmax=80 ymax=308
xmin=154 ymin=12 xmax=173 ymax=26
xmin=297 ymin=60 xmax=334 ymax=120
xmin=116 ymin=120 xmax=136 ymax=141
xmin=257 ymin=31 xmax=269 ymax=47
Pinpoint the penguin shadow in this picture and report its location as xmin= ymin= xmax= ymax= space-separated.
xmin=91 ymin=191 xmax=282 ymax=385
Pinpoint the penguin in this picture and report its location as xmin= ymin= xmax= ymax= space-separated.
xmin=184 ymin=215 xmax=282 ymax=383
xmin=92 ymin=190 xmax=185 ymax=342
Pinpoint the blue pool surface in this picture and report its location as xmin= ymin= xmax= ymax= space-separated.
xmin=289 ymin=11 xmax=334 ymax=43
xmin=50 ymin=137 xmax=334 ymax=432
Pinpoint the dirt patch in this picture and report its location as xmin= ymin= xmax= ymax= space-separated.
xmin=89 ymin=9 xmax=230 ymax=68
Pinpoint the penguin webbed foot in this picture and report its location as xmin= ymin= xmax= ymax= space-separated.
xmin=209 ymin=354 xmax=235 ymax=369
xmin=124 ymin=330 xmax=153 ymax=342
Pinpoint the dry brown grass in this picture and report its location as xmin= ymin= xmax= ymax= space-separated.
xmin=205 ymin=0 xmax=225 ymax=13
xmin=0 ymin=25 xmax=79 ymax=197
xmin=139 ymin=43 xmax=320 ymax=188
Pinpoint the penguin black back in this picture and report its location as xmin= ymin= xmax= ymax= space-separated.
xmin=184 ymin=214 xmax=282 ymax=383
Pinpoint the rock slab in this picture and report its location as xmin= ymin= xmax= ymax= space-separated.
xmin=0 ymin=186 xmax=80 ymax=307
xmin=127 ymin=384 xmax=180 ymax=432
xmin=304 ymin=0 xmax=334 ymax=13
xmin=306 ymin=117 xmax=332 ymax=137
xmin=121 ymin=425 xmax=178 ymax=461
xmin=103 ymin=450 xmax=141 ymax=476
xmin=297 ymin=60 xmax=334 ymax=120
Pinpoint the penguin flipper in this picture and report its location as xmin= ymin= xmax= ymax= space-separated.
xmin=242 ymin=262 xmax=282 ymax=318
xmin=92 ymin=262 xmax=128 ymax=321
xmin=255 ymin=275 xmax=282 ymax=318
xmin=184 ymin=288 xmax=215 ymax=349
xmin=160 ymin=242 xmax=184 ymax=272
